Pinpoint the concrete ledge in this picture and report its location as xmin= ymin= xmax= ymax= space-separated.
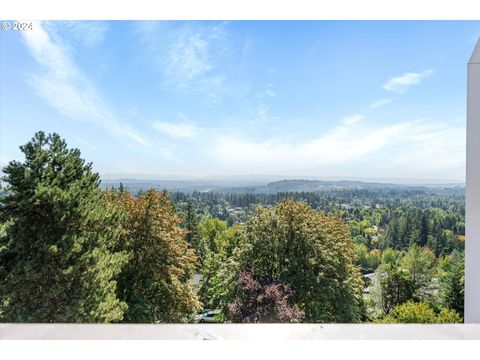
xmin=1 ymin=324 xmax=480 ymax=340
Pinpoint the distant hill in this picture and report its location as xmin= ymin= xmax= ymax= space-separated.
xmin=101 ymin=178 xmax=464 ymax=195
xmin=258 ymin=179 xmax=403 ymax=193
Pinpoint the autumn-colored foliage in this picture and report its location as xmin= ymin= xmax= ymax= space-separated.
xmin=110 ymin=189 xmax=201 ymax=323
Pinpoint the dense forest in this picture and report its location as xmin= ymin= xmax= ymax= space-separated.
xmin=0 ymin=132 xmax=465 ymax=323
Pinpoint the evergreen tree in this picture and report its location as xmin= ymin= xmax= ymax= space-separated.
xmin=0 ymin=132 xmax=128 ymax=322
xmin=383 ymin=216 xmax=399 ymax=249
xmin=419 ymin=214 xmax=429 ymax=247
xmin=184 ymin=199 xmax=200 ymax=254
xmin=440 ymin=252 xmax=464 ymax=317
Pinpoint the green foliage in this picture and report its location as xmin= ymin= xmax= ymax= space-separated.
xmin=400 ymin=245 xmax=437 ymax=300
xmin=355 ymin=244 xmax=381 ymax=273
xmin=372 ymin=245 xmax=438 ymax=315
xmin=198 ymin=225 xmax=245 ymax=314
xmin=381 ymin=206 xmax=464 ymax=255
xmin=241 ymin=199 xmax=363 ymax=322
xmin=170 ymin=189 xmax=465 ymax=260
xmin=373 ymin=262 xmax=415 ymax=315
xmin=0 ymin=132 xmax=128 ymax=322
xmin=0 ymin=132 xmax=466 ymax=324
xmin=436 ymin=307 xmax=463 ymax=323
xmin=381 ymin=248 xmax=401 ymax=264
xmin=439 ymin=251 xmax=464 ymax=317
xmin=197 ymin=218 xmax=228 ymax=261
xmin=184 ymin=200 xmax=201 ymax=256
xmin=380 ymin=301 xmax=462 ymax=323
xmin=110 ymin=189 xmax=201 ymax=323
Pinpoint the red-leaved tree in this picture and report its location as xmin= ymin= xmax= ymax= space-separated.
xmin=228 ymin=271 xmax=303 ymax=323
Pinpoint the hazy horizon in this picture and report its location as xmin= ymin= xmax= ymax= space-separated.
xmin=99 ymin=173 xmax=465 ymax=185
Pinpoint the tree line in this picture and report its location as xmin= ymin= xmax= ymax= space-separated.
xmin=0 ymin=132 xmax=464 ymax=323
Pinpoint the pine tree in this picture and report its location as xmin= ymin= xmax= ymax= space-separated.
xmin=184 ymin=199 xmax=200 ymax=254
xmin=0 ymin=132 xmax=128 ymax=322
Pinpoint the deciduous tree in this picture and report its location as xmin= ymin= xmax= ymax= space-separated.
xmin=241 ymin=199 xmax=363 ymax=322
xmin=111 ymin=189 xmax=201 ymax=323
xmin=228 ymin=271 xmax=303 ymax=323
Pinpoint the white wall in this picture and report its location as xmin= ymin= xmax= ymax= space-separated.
xmin=465 ymin=38 xmax=480 ymax=323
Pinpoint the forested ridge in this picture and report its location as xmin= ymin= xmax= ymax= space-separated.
xmin=0 ymin=132 xmax=465 ymax=323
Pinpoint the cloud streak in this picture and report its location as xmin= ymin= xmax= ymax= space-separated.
xmin=46 ymin=21 xmax=108 ymax=48
xmin=341 ymin=114 xmax=365 ymax=126
xmin=21 ymin=21 xmax=150 ymax=148
xmin=153 ymin=121 xmax=200 ymax=139
xmin=211 ymin=118 xmax=464 ymax=178
xmin=383 ymin=70 xmax=434 ymax=93
xmin=369 ymin=98 xmax=394 ymax=109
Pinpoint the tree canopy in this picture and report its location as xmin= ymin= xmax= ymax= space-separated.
xmin=0 ymin=132 xmax=128 ymax=322
xmin=0 ymin=131 xmax=465 ymax=324
xmin=241 ymin=199 xmax=363 ymax=322
xmin=110 ymin=189 xmax=200 ymax=323
xmin=380 ymin=301 xmax=462 ymax=324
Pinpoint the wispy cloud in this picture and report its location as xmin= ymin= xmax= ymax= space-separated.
xmin=383 ymin=70 xmax=434 ymax=94
xmin=140 ymin=21 xmax=230 ymax=105
xmin=21 ymin=21 xmax=150 ymax=148
xmin=45 ymin=21 xmax=108 ymax=48
xmin=248 ymin=83 xmax=278 ymax=125
xmin=341 ymin=114 xmax=365 ymax=126
xmin=369 ymin=98 xmax=395 ymax=109
xmin=153 ymin=121 xmax=200 ymax=139
xmin=255 ymin=104 xmax=269 ymax=123
xmin=265 ymin=89 xmax=276 ymax=97
xmin=265 ymin=83 xmax=276 ymax=97
xmin=166 ymin=29 xmax=215 ymax=87
xmin=211 ymin=118 xmax=464 ymax=177
xmin=155 ymin=141 xmax=184 ymax=165
xmin=213 ymin=122 xmax=404 ymax=170
xmin=388 ymin=123 xmax=465 ymax=173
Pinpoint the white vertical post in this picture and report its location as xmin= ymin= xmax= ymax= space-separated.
xmin=466 ymin=38 xmax=480 ymax=323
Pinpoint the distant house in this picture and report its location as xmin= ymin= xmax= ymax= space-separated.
xmin=362 ymin=272 xmax=377 ymax=294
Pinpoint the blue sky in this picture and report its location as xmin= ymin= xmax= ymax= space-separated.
xmin=1 ymin=21 xmax=479 ymax=181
